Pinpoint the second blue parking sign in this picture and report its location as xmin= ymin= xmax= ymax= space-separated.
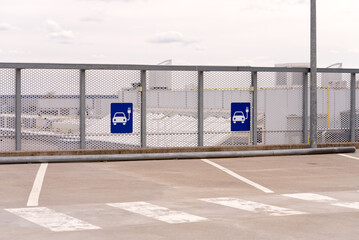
xmin=231 ymin=102 xmax=250 ymax=131
xmin=111 ymin=103 xmax=133 ymax=133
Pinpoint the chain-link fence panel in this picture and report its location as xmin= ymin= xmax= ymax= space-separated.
xmin=20 ymin=69 xmax=80 ymax=151
xmin=85 ymin=70 xmax=141 ymax=149
xmin=0 ymin=69 xmax=16 ymax=152
xmin=203 ymin=71 xmax=252 ymax=146
xmin=318 ymin=72 xmax=351 ymax=143
xmin=258 ymin=71 xmax=304 ymax=145
xmin=146 ymin=71 xmax=198 ymax=147
xmin=2 ymin=64 xmax=359 ymax=153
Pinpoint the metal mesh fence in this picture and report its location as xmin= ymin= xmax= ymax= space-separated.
xmin=85 ymin=70 xmax=141 ymax=149
xmin=1 ymin=63 xmax=358 ymax=152
xmin=0 ymin=69 xmax=15 ymax=152
xmin=21 ymin=69 xmax=80 ymax=151
xmin=258 ymin=72 xmax=304 ymax=145
xmin=203 ymin=71 xmax=252 ymax=146
xmin=146 ymin=71 xmax=198 ymax=147
xmin=317 ymin=72 xmax=351 ymax=143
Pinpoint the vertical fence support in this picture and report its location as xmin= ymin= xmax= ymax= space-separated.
xmin=198 ymin=70 xmax=204 ymax=147
xmin=302 ymin=72 xmax=309 ymax=143
xmin=79 ymin=69 xmax=86 ymax=149
xmin=251 ymin=71 xmax=258 ymax=145
xmin=15 ymin=68 xmax=21 ymax=151
xmin=141 ymin=70 xmax=147 ymax=148
xmin=350 ymin=73 xmax=356 ymax=142
xmin=310 ymin=0 xmax=317 ymax=148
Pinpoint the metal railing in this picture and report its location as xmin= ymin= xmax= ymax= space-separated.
xmin=0 ymin=62 xmax=358 ymax=151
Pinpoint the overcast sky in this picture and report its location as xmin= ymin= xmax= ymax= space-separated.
xmin=0 ymin=0 xmax=358 ymax=67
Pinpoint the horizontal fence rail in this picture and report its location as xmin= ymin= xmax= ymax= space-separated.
xmin=0 ymin=62 xmax=358 ymax=152
xmin=1 ymin=62 xmax=359 ymax=73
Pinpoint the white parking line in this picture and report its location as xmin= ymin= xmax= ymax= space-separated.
xmin=282 ymin=193 xmax=337 ymax=203
xmin=107 ymin=202 xmax=207 ymax=224
xmin=338 ymin=154 xmax=359 ymax=161
xmin=333 ymin=202 xmax=359 ymax=210
xmin=5 ymin=207 xmax=101 ymax=232
xmin=201 ymin=159 xmax=274 ymax=193
xmin=27 ymin=163 xmax=48 ymax=207
xmin=200 ymin=197 xmax=306 ymax=216
xmin=283 ymin=193 xmax=359 ymax=210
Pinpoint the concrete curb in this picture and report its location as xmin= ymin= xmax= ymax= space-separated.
xmin=0 ymin=146 xmax=355 ymax=164
xmin=1 ymin=142 xmax=359 ymax=157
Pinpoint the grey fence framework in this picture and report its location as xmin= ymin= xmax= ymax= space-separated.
xmin=0 ymin=62 xmax=358 ymax=152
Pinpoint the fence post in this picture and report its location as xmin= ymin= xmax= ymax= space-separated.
xmin=141 ymin=70 xmax=147 ymax=148
xmin=15 ymin=68 xmax=21 ymax=151
xmin=198 ymin=70 xmax=204 ymax=147
xmin=251 ymin=71 xmax=258 ymax=145
xmin=79 ymin=69 xmax=86 ymax=149
xmin=310 ymin=0 xmax=318 ymax=148
xmin=302 ymin=72 xmax=309 ymax=143
xmin=350 ymin=73 xmax=356 ymax=142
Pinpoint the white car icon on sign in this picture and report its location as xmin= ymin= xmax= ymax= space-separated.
xmin=112 ymin=107 xmax=132 ymax=126
xmin=232 ymin=111 xmax=246 ymax=124
xmin=112 ymin=112 xmax=128 ymax=125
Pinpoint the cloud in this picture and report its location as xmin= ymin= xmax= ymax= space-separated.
xmin=79 ymin=0 xmax=145 ymax=2
xmin=0 ymin=49 xmax=24 ymax=55
xmin=0 ymin=22 xmax=15 ymax=31
xmin=46 ymin=20 xmax=75 ymax=44
xmin=9 ymin=50 xmax=24 ymax=55
xmin=80 ymin=10 xmax=107 ymax=22
xmin=278 ymin=0 xmax=308 ymax=4
xmin=195 ymin=45 xmax=206 ymax=51
xmin=349 ymin=48 xmax=359 ymax=54
xmin=99 ymin=0 xmax=136 ymax=1
xmin=147 ymin=31 xmax=197 ymax=45
xmin=235 ymin=56 xmax=276 ymax=67
xmin=91 ymin=54 xmax=106 ymax=59
xmin=241 ymin=0 xmax=308 ymax=11
xmin=263 ymin=0 xmax=308 ymax=5
xmin=81 ymin=16 xmax=102 ymax=22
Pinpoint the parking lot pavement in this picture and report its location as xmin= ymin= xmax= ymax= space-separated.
xmin=1 ymin=153 xmax=359 ymax=239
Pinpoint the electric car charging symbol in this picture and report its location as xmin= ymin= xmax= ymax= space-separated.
xmin=111 ymin=103 xmax=133 ymax=133
xmin=232 ymin=107 xmax=249 ymax=124
xmin=112 ymin=107 xmax=131 ymax=125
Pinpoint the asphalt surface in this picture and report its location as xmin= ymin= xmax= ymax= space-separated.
xmin=1 ymin=152 xmax=359 ymax=239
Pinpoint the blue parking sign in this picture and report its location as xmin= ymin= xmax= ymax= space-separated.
xmin=231 ymin=102 xmax=250 ymax=131
xmin=111 ymin=103 xmax=133 ymax=133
